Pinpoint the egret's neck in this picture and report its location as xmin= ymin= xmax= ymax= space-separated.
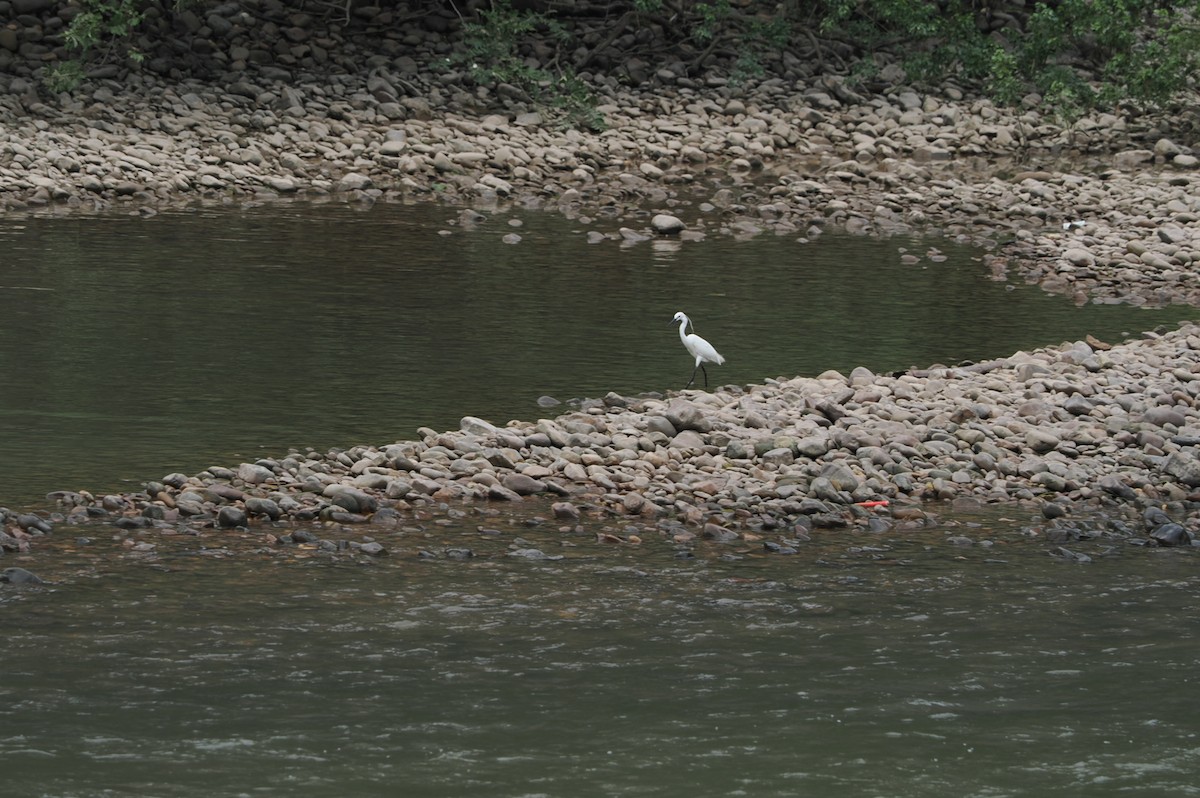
xmin=677 ymin=318 xmax=689 ymax=344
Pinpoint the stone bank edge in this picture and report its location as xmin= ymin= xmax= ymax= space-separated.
xmin=6 ymin=322 xmax=1197 ymax=555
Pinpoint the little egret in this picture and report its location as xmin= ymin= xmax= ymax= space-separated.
xmin=671 ymin=311 xmax=725 ymax=389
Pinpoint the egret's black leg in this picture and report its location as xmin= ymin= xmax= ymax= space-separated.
xmin=701 ymin=364 xmax=709 ymax=388
xmin=686 ymin=364 xmax=698 ymax=389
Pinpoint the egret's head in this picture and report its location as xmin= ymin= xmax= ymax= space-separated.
xmin=672 ymin=311 xmax=687 ymax=324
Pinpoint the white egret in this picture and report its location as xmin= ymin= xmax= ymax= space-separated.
xmin=671 ymin=311 xmax=725 ymax=389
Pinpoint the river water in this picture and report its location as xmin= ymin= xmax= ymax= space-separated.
xmin=2 ymin=199 xmax=1198 ymax=796
xmin=3 ymin=507 xmax=1198 ymax=797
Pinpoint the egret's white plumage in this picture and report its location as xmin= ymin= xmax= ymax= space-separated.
xmin=671 ymin=311 xmax=725 ymax=389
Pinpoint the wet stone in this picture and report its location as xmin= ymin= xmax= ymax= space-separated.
xmin=1 ymin=567 xmax=45 ymax=585
xmin=217 ymin=506 xmax=248 ymax=528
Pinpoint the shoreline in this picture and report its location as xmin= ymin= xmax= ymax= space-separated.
xmin=4 ymin=321 xmax=1197 ymax=560
xmin=5 ymin=39 xmax=1200 ymax=308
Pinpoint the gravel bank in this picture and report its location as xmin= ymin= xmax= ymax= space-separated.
xmin=2 ymin=322 xmax=1193 ymax=557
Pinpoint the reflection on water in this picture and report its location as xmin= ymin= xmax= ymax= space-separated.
xmin=2 ymin=511 xmax=1198 ymax=797
xmin=0 ymin=200 xmax=1195 ymax=507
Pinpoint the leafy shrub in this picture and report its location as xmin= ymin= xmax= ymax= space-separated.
xmin=454 ymin=0 xmax=606 ymax=130
xmin=42 ymin=0 xmax=151 ymax=91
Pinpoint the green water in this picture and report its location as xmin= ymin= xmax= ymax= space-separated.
xmin=3 ymin=512 xmax=1198 ymax=797
xmin=0 ymin=199 xmax=1193 ymax=508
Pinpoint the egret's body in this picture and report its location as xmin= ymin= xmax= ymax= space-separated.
xmin=671 ymin=311 xmax=725 ymax=389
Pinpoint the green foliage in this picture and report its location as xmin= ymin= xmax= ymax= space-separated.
xmin=631 ymin=0 xmax=663 ymax=13
xmin=43 ymin=61 xmax=87 ymax=94
xmin=813 ymin=0 xmax=1200 ymax=113
xmin=44 ymin=0 xmax=158 ymax=91
xmin=694 ymin=0 xmax=733 ymax=43
xmin=455 ymin=0 xmax=606 ymax=130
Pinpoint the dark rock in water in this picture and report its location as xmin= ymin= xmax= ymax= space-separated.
xmin=811 ymin=512 xmax=849 ymax=528
xmin=536 ymin=395 xmax=561 ymax=408
xmin=17 ymin=514 xmax=52 ymax=534
xmin=507 ymin=548 xmax=563 ymax=560
xmin=371 ymin=507 xmax=402 ymax=526
xmin=162 ymin=473 xmax=190 ymax=488
xmin=291 ymin=529 xmax=319 ymax=544
xmin=46 ymin=491 xmax=86 ymax=507
xmin=1051 ymin=547 xmax=1092 ymax=563
xmin=245 ymin=497 xmax=283 ymax=520
xmin=1142 ymin=506 xmax=1172 ymax=530
xmin=2 ymin=567 xmax=45 ymax=585
xmin=329 ymin=487 xmax=377 ymax=514
xmin=176 ymin=500 xmax=206 ymax=516
xmin=488 ymin=484 xmax=523 ymax=502
xmin=114 ymin=516 xmax=153 ymax=529
xmin=445 ymin=548 xmax=474 ymax=560
xmin=552 ymin=501 xmax=580 ymax=521
xmin=865 ymin=517 xmax=892 ymax=533
xmin=763 ymin=541 xmax=797 ymax=554
xmin=357 ymin=542 xmax=388 ymax=556
xmin=216 ymin=506 xmax=248 ymax=528
xmin=701 ymin=522 xmax=738 ymax=542
xmin=1150 ymin=523 xmax=1193 ymax=547
xmin=325 ymin=510 xmax=368 ymax=524
xmin=1041 ymin=501 xmax=1068 ymax=519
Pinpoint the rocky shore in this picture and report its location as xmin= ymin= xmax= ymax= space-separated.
xmin=2 ymin=2 xmax=1199 ymax=559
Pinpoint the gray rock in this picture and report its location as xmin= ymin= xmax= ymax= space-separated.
xmin=508 ymin=548 xmax=562 ymax=560
xmin=245 ymin=497 xmax=283 ymax=520
xmin=237 ymin=463 xmax=274 ymax=484
xmin=17 ymin=514 xmax=51 ymax=534
xmin=1 ymin=567 xmax=45 ymax=585
xmin=1098 ymin=475 xmax=1138 ymax=500
xmin=502 ymin=473 xmax=546 ymax=495
xmin=1025 ymin=429 xmax=1060 ymax=453
xmin=552 ymin=501 xmax=580 ymax=521
xmin=217 ymin=506 xmax=248 ymax=528
xmin=671 ymin=430 xmax=706 ymax=449
xmin=665 ymin=399 xmax=712 ymax=432
xmin=326 ymin=486 xmax=378 ymax=514
xmin=1150 ymin=523 xmax=1192 ymax=547
xmin=1142 ymin=406 xmax=1188 ymax=427
xmin=460 ymin=416 xmax=498 ymax=436
xmin=651 ymin=214 xmax=685 ymax=234
xmin=1163 ymin=451 xmax=1200 ymax=486
xmin=819 ymin=463 xmax=861 ymax=492
xmin=338 ymin=173 xmax=373 ymax=191
xmin=761 ymin=447 xmax=794 ymax=466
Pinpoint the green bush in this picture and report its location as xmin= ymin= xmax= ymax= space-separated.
xmin=813 ymin=0 xmax=1200 ymax=113
xmin=43 ymin=0 xmax=151 ymax=91
xmin=454 ymin=0 xmax=606 ymax=130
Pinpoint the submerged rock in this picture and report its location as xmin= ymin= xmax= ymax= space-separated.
xmin=1 ymin=567 xmax=45 ymax=585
